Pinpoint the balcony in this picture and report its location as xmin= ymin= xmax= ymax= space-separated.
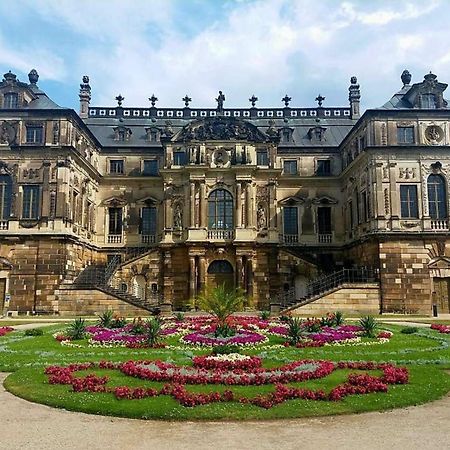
xmin=318 ymin=233 xmax=333 ymax=243
xmin=207 ymin=230 xmax=235 ymax=240
xmin=0 ymin=220 xmax=9 ymax=230
xmin=107 ymin=234 xmax=122 ymax=244
xmin=141 ymin=234 xmax=157 ymax=244
xmin=282 ymin=234 xmax=299 ymax=244
xmin=431 ymin=219 xmax=449 ymax=230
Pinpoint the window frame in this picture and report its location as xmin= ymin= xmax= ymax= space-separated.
xmin=427 ymin=174 xmax=447 ymax=219
xmin=400 ymin=185 xmax=419 ymax=219
xmin=316 ymin=159 xmax=331 ymax=176
xmin=397 ymin=126 xmax=415 ymax=145
xmin=142 ymin=159 xmax=159 ymax=176
xmin=22 ymin=185 xmax=40 ymax=219
xmin=256 ymin=149 xmax=269 ymax=166
xmin=283 ymin=159 xmax=297 ymax=175
xmin=173 ymin=151 xmax=187 ymax=166
xmin=25 ymin=124 xmax=44 ymax=144
xmin=4 ymin=92 xmax=19 ymax=109
xmin=109 ymin=159 xmax=125 ymax=175
xmin=108 ymin=207 xmax=123 ymax=235
xmin=283 ymin=206 xmax=298 ymax=236
xmin=0 ymin=175 xmax=12 ymax=220
xmin=140 ymin=206 xmax=157 ymax=235
xmin=208 ymin=189 xmax=234 ymax=230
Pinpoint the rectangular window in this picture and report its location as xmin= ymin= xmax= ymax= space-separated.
xmin=142 ymin=160 xmax=159 ymax=176
xmin=400 ymin=185 xmax=419 ymax=218
xmin=397 ymin=126 xmax=415 ymax=144
xmin=349 ymin=200 xmax=354 ymax=230
xmin=316 ymin=160 xmax=331 ymax=176
xmin=173 ymin=151 xmax=186 ymax=166
xmin=361 ymin=191 xmax=368 ymax=222
xmin=4 ymin=93 xmax=18 ymax=109
xmin=141 ymin=207 xmax=156 ymax=235
xmin=283 ymin=160 xmax=297 ymax=175
xmin=22 ymin=185 xmax=40 ymax=219
xmin=283 ymin=207 xmax=298 ymax=235
xmin=421 ymin=94 xmax=436 ymax=109
xmin=0 ymin=177 xmax=12 ymax=220
xmin=317 ymin=207 xmax=332 ymax=234
xmin=26 ymin=125 xmax=43 ymax=144
xmin=256 ymin=150 xmax=268 ymax=166
xmin=109 ymin=160 xmax=124 ymax=174
xmin=108 ymin=207 xmax=122 ymax=235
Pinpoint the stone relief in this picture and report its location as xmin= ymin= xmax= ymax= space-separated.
xmin=173 ymin=202 xmax=183 ymax=229
xmin=425 ymin=125 xmax=444 ymax=144
xmin=384 ymin=188 xmax=390 ymax=215
xmin=380 ymin=123 xmax=387 ymax=146
xmin=257 ymin=204 xmax=267 ymax=229
xmin=399 ymin=167 xmax=416 ymax=179
xmin=0 ymin=121 xmax=18 ymax=146
xmin=22 ymin=168 xmax=40 ymax=179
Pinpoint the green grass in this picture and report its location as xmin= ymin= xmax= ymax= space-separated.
xmin=1 ymin=322 xmax=450 ymax=420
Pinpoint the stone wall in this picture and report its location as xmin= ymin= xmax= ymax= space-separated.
xmin=289 ymin=283 xmax=380 ymax=316
xmin=55 ymin=286 xmax=150 ymax=316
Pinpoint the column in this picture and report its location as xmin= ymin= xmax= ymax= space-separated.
xmin=198 ymin=255 xmax=206 ymax=293
xmin=190 ymin=182 xmax=195 ymax=227
xmin=189 ymin=256 xmax=196 ymax=298
xmin=235 ymin=255 xmax=243 ymax=289
xmin=236 ymin=183 xmax=242 ymax=227
xmin=200 ymin=183 xmax=207 ymax=228
xmin=246 ymin=183 xmax=253 ymax=227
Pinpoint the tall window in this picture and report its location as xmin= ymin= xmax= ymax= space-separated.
xmin=208 ymin=189 xmax=233 ymax=230
xmin=283 ymin=207 xmax=298 ymax=235
xmin=428 ymin=174 xmax=447 ymax=219
xmin=397 ymin=126 xmax=414 ymax=144
xmin=317 ymin=207 xmax=332 ymax=234
xmin=142 ymin=160 xmax=158 ymax=176
xmin=316 ymin=160 xmax=331 ymax=176
xmin=256 ymin=150 xmax=268 ymax=166
xmin=109 ymin=160 xmax=124 ymax=174
xmin=22 ymin=185 xmax=40 ymax=219
xmin=141 ymin=206 xmax=156 ymax=235
xmin=0 ymin=175 xmax=12 ymax=219
xmin=108 ymin=207 xmax=123 ymax=235
xmin=173 ymin=151 xmax=186 ymax=166
xmin=4 ymin=93 xmax=18 ymax=109
xmin=361 ymin=191 xmax=368 ymax=222
xmin=283 ymin=160 xmax=297 ymax=175
xmin=400 ymin=185 xmax=419 ymax=218
xmin=26 ymin=125 xmax=43 ymax=144
xmin=348 ymin=200 xmax=354 ymax=230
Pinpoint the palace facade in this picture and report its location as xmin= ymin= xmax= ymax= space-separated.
xmin=1 ymin=68 xmax=450 ymax=316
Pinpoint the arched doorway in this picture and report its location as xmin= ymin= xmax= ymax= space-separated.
xmin=131 ymin=275 xmax=146 ymax=300
xmin=207 ymin=260 xmax=234 ymax=289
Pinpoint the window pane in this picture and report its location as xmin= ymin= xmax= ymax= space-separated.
xmin=110 ymin=160 xmax=124 ymax=174
xmin=283 ymin=160 xmax=297 ymax=174
xmin=428 ymin=175 xmax=447 ymax=219
xmin=141 ymin=207 xmax=156 ymax=234
xmin=397 ymin=127 xmax=414 ymax=144
xmin=422 ymin=94 xmax=436 ymax=109
xmin=22 ymin=186 xmax=39 ymax=219
xmin=108 ymin=207 xmax=122 ymax=234
xmin=208 ymin=189 xmax=233 ymax=230
xmin=257 ymin=150 xmax=268 ymax=166
xmin=283 ymin=207 xmax=298 ymax=235
xmin=4 ymin=93 xmax=18 ymax=109
xmin=316 ymin=160 xmax=331 ymax=175
xmin=0 ymin=175 xmax=12 ymax=220
xmin=400 ymin=185 xmax=418 ymax=218
xmin=143 ymin=160 xmax=158 ymax=176
xmin=317 ymin=207 xmax=332 ymax=234
xmin=26 ymin=125 xmax=43 ymax=144
xmin=173 ymin=152 xmax=186 ymax=165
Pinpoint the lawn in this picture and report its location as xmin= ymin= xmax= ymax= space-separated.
xmin=1 ymin=318 xmax=450 ymax=420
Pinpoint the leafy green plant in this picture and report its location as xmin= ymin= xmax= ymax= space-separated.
xmin=67 ymin=318 xmax=86 ymax=340
xmin=111 ymin=316 xmax=127 ymax=328
xmin=197 ymin=284 xmax=245 ymax=326
xmin=260 ymin=310 xmax=270 ymax=320
xmin=211 ymin=344 xmax=240 ymax=355
xmin=131 ymin=318 xmax=146 ymax=335
xmin=303 ymin=318 xmax=322 ymax=333
xmin=359 ymin=315 xmax=378 ymax=338
xmin=97 ymin=309 xmax=114 ymax=328
xmin=24 ymin=328 xmax=44 ymax=337
xmin=287 ymin=317 xmax=305 ymax=345
xmin=334 ymin=311 xmax=345 ymax=326
xmin=146 ymin=317 xmax=162 ymax=347
xmin=279 ymin=314 xmax=292 ymax=322
xmin=174 ymin=312 xmax=185 ymax=322
xmin=320 ymin=313 xmax=336 ymax=327
xmin=214 ymin=323 xmax=236 ymax=338
xmin=401 ymin=326 xmax=419 ymax=334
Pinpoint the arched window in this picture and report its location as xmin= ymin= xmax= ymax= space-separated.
xmin=207 ymin=260 xmax=234 ymax=274
xmin=208 ymin=189 xmax=233 ymax=230
xmin=428 ymin=174 xmax=447 ymax=219
xmin=0 ymin=175 xmax=12 ymax=220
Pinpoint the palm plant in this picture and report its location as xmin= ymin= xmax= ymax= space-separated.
xmin=288 ymin=317 xmax=305 ymax=345
xmin=67 ymin=318 xmax=86 ymax=340
xmin=259 ymin=310 xmax=270 ymax=320
xmin=97 ymin=309 xmax=114 ymax=328
xmin=146 ymin=317 xmax=162 ymax=347
xmin=334 ymin=311 xmax=345 ymax=326
xmin=359 ymin=315 xmax=378 ymax=338
xmin=197 ymin=284 xmax=245 ymax=327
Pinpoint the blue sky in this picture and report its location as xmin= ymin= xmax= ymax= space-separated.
xmin=0 ymin=0 xmax=448 ymax=111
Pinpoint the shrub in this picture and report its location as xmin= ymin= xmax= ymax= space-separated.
xmin=260 ymin=310 xmax=270 ymax=320
xmin=97 ymin=309 xmax=114 ymax=328
xmin=214 ymin=323 xmax=236 ymax=338
xmin=287 ymin=317 xmax=305 ymax=345
xmin=211 ymin=344 xmax=240 ymax=355
xmin=401 ymin=326 xmax=419 ymax=334
xmin=303 ymin=318 xmax=322 ymax=333
xmin=359 ymin=315 xmax=378 ymax=338
xmin=334 ymin=311 xmax=345 ymax=326
xmin=279 ymin=314 xmax=291 ymax=322
xmin=24 ymin=328 xmax=44 ymax=336
xmin=131 ymin=318 xmax=146 ymax=335
xmin=111 ymin=316 xmax=127 ymax=328
xmin=174 ymin=312 xmax=185 ymax=322
xmin=67 ymin=318 xmax=86 ymax=340
xmin=146 ymin=317 xmax=161 ymax=347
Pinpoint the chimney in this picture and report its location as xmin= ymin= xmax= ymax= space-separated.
xmin=348 ymin=76 xmax=361 ymax=119
xmin=79 ymin=75 xmax=91 ymax=119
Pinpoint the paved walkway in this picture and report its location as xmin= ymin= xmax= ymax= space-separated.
xmin=0 ymin=372 xmax=449 ymax=450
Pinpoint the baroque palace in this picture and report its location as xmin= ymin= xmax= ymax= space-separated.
xmin=0 ymin=68 xmax=449 ymax=316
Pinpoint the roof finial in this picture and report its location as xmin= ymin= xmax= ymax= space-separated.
xmin=249 ymin=95 xmax=258 ymax=107
xmin=149 ymin=94 xmax=158 ymax=107
xmin=282 ymin=94 xmax=292 ymax=107
xmin=115 ymin=94 xmax=124 ymax=107
xmin=315 ymin=94 xmax=325 ymax=107
xmin=401 ymin=69 xmax=412 ymax=86
xmin=28 ymin=69 xmax=39 ymax=85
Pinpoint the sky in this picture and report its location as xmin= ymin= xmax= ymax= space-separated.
xmin=0 ymin=0 xmax=449 ymax=112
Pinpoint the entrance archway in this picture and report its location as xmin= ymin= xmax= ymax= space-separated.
xmin=131 ymin=275 xmax=146 ymax=300
xmin=207 ymin=260 xmax=234 ymax=289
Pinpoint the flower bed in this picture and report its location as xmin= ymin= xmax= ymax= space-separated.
xmin=0 ymin=326 xmax=14 ymax=337
xmin=44 ymin=359 xmax=409 ymax=409
xmin=192 ymin=353 xmax=262 ymax=370
xmin=180 ymin=328 xmax=268 ymax=347
xmin=431 ymin=324 xmax=450 ymax=334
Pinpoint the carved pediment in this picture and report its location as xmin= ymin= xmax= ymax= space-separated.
xmin=171 ymin=117 xmax=268 ymax=143
xmin=428 ymin=256 xmax=450 ymax=269
xmin=404 ymin=73 xmax=448 ymax=109
xmin=136 ymin=195 xmax=160 ymax=206
xmin=102 ymin=196 xmax=127 ymax=207
xmin=279 ymin=195 xmax=306 ymax=206
xmin=311 ymin=195 xmax=338 ymax=205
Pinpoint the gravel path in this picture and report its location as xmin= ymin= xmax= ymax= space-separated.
xmin=1 ymin=373 xmax=449 ymax=450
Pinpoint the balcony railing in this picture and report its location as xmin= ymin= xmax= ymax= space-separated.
xmin=207 ymin=230 xmax=235 ymax=240
xmin=141 ymin=234 xmax=157 ymax=244
xmin=107 ymin=234 xmax=122 ymax=244
xmin=281 ymin=234 xmax=299 ymax=244
xmin=318 ymin=233 xmax=333 ymax=243
xmin=431 ymin=219 xmax=449 ymax=230
xmin=0 ymin=220 xmax=8 ymax=230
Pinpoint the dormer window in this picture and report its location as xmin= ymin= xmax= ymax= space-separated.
xmin=308 ymin=126 xmax=327 ymax=142
xmin=420 ymin=94 xmax=436 ymax=109
xmin=113 ymin=126 xmax=131 ymax=142
xmin=3 ymin=93 xmax=18 ymax=109
xmin=280 ymin=127 xmax=293 ymax=143
xmin=145 ymin=127 xmax=160 ymax=143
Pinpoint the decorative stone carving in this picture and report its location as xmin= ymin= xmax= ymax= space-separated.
xmin=380 ymin=123 xmax=387 ymax=146
xmin=23 ymin=168 xmax=40 ymax=179
xmin=216 ymin=91 xmax=225 ymax=112
xmin=162 ymin=120 xmax=174 ymax=137
xmin=175 ymin=117 xmax=268 ymax=143
xmin=257 ymin=204 xmax=267 ymax=229
xmin=425 ymin=125 xmax=444 ymax=143
xmin=0 ymin=121 xmax=18 ymax=145
xmin=384 ymin=188 xmax=390 ymax=215
xmin=211 ymin=147 xmax=230 ymax=168
xmin=399 ymin=167 xmax=416 ymax=179
xmin=173 ymin=202 xmax=183 ymax=229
